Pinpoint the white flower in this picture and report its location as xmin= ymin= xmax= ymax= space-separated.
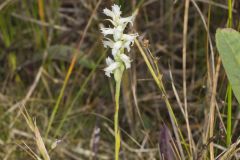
xmin=103 ymin=5 xmax=121 ymax=26
xmin=103 ymin=39 xmax=123 ymax=56
xmin=104 ymin=57 xmax=120 ymax=77
xmin=106 ymin=56 xmax=114 ymax=65
xmin=101 ymin=26 xmax=124 ymax=41
xmin=122 ymin=33 xmax=138 ymax=52
xmin=103 ymin=4 xmax=134 ymax=27
xmin=112 ymin=41 xmax=123 ymax=56
xmin=103 ymin=38 xmax=113 ymax=48
xmin=102 ymin=33 xmax=138 ymax=56
xmin=113 ymin=26 xmax=124 ymax=41
xmin=112 ymin=4 xmax=121 ymax=16
xmin=103 ymin=4 xmax=122 ymax=20
xmin=119 ymin=15 xmax=135 ymax=26
xmin=122 ymin=33 xmax=138 ymax=43
xmin=101 ymin=27 xmax=114 ymax=36
xmin=119 ymin=54 xmax=131 ymax=69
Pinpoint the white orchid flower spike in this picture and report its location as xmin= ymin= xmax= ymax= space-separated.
xmin=101 ymin=4 xmax=138 ymax=80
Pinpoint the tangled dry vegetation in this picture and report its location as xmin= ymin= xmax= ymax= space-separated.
xmin=1 ymin=0 xmax=240 ymax=159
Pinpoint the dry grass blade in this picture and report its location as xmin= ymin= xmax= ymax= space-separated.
xmin=20 ymin=142 xmax=42 ymax=160
xmin=182 ymin=0 xmax=193 ymax=155
xmin=34 ymin=124 xmax=50 ymax=160
xmin=217 ymin=139 xmax=240 ymax=160
xmin=19 ymin=104 xmax=50 ymax=160
xmin=0 ymin=0 xmax=13 ymax=11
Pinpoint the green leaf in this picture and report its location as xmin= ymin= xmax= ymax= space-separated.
xmin=47 ymin=45 xmax=96 ymax=69
xmin=19 ymin=45 xmax=96 ymax=70
xmin=216 ymin=28 xmax=240 ymax=104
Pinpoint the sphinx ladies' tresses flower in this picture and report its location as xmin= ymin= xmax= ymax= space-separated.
xmin=102 ymin=33 xmax=138 ymax=57
xmin=122 ymin=33 xmax=138 ymax=52
xmin=101 ymin=26 xmax=124 ymax=40
xmin=101 ymin=4 xmax=138 ymax=79
xmin=103 ymin=4 xmax=121 ymax=21
xmin=104 ymin=54 xmax=131 ymax=78
xmin=103 ymin=4 xmax=135 ymax=27
xmin=103 ymin=39 xmax=123 ymax=56
xmin=119 ymin=54 xmax=131 ymax=69
xmin=104 ymin=57 xmax=120 ymax=77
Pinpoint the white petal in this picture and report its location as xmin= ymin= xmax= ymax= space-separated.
xmin=106 ymin=57 xmax=114 ymax=66
xmin=112 ymin=48 xmax=118 ymax=57
xmin=104 ymin=62 xmax=120 ymax=77
xmin=105 ymin=71 xmax=111 ymax=77
xmin=103 ymin=39 xmax=114 ymax=48
xmin=106 ymin=18 xmax=117 ymax=26
xmin=122 ymin=33 xmax=138 ymax=43
xmin=112 ymin=4 xmax=121 ymax=17
xmin=101 ymin=28 xmax=114 ymax=36
xmin=126 ymin=44 xmax=131 ymax=52
xmin=103 ymin=8 xmax=114 ymax=18
xmin=122 ymin=40 xmax=131 ymax=52
xmin=113 ymin=26 xmax=124 ymax=41
xmin=120 ymin=54 xmax=131 ymax=69
xmin=119 ymin=15 xmax=134 ymax=26
xmin=112 ymin=41 xmax=122 ymax=56
xmin=122 ymin=33 xmax=138 ymax=52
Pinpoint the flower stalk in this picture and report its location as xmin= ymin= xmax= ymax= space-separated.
xmin=114 ymin=71 xmax=122 ymax=160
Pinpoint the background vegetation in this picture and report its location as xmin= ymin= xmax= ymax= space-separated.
xmin=0 ymin=0 xmax=240 ymax=159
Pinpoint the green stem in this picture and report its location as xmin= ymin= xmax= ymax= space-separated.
xmin=227 ymin=0 xmax=232 ymax=27
xmin=226 ymin=0 xmax=232 ymax=147
xmin=227 ymin=84 xmax=232 ymax=146
xmin=114 ymin=74 xmax=122 ymax=160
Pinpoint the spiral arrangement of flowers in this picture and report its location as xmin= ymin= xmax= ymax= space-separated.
xmin=101 ymin=4 xmax=138 ymax=81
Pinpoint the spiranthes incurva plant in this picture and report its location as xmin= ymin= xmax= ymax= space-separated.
xmin=101 ymin=4 xmax=138 ymax=160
